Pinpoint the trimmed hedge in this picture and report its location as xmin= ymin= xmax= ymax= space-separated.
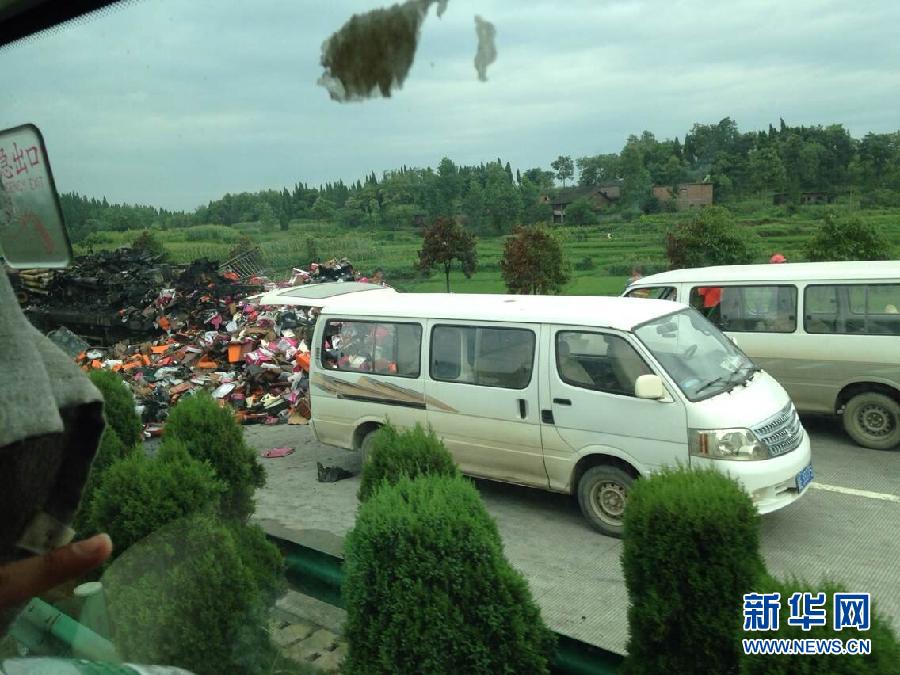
xmin=343 ymin=474 xmax=555 ymax=674
xmin=163 ymin=391 xmax=265 ymax=518
xmin=88 ymin=369 xmax=142 ymax=448
xmin=740 ymin=576 xmax=900 ymax=675
xmin=357 ymin=422 xmax=459 ymax=502
xmin=88 ymin=449 xmax=226 ymax=560
xmin=622 ymin=467 xmax=765 ymax=674
xmin=73 ymin=426 xmax=136 ymax=535
xmin=104 ymin=512 xmax=284 ymax=675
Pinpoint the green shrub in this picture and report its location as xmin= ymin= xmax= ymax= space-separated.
xmin=88 ymin=369 xmax=142 ymax=448
xmin=227 ymin=520 xmax=287 ymax=604
xmin=665 ymin=205 xmax=762 ymax=269
xmin=163 ymin=391 xmax=265 ymax=518
xmin=622 ymin=467 xmax=765 ymax=674
xmin=740 ymin=576 xmax=900 ymax=675
xmin=74 ymin=427 xmax=136 ymax=535
xmin=88 ymin=449 xmax=226 ymax=559
xmin=130 ymin=229 xmax=167 ymax=259
xmin=343 ymin=474 xmax=555 ymax=674
xmin=565 ymin=197 xmax=598 ymax=225
xmin=860 ymin=189 xmax=900 ymax=209
xmin=104 ymin=512 xmax=284 ymax=675
xmin=805 ymin=211 xmax=892 ymax=262
xmin=574 ymin=255 xmax=596 ymax=271
xmin=357 ymin=423 xmax=459 ymax=502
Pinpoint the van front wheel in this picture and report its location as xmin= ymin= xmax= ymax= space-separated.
xmin=577 ymin=466 xmax=634 ymax=537
xmin=843 ymin=393 xmax=900 ymax=450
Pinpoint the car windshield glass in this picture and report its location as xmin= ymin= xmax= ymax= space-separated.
xmin=4 ymin=2 xmax=900 ymax=673
xmin=635 ymin=309 xmax=755 ymax=401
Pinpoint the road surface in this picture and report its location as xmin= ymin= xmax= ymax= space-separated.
xmin=249 ymin=415 xmax=900 ymax=655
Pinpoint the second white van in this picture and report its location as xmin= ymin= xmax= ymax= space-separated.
xmin=625 ymin=262 xmax=900 ymax=450
xmin=309 ymin=293 xmax=812 ymax=536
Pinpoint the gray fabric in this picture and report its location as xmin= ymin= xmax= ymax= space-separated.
xmin=0 ymin=271 xmax=105 ymax=636
xmin=0 ymin=273 xmax=102 ymax=448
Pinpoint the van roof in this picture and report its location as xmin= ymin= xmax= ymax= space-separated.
xmin=320 ymin=293 xmax=680 ymax=331
xmin=632 ymin=261 xmax=900 ymax=285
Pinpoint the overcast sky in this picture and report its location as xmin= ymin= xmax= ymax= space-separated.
xmin=1 ymin=0 xmax=898 ymax=211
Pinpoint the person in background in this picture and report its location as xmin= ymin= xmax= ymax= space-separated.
xmin=371 ymin=268 xmax=387 ymax=286
xmin=770 ymin=253 xmax=787 ymax=264
xmin=624 ymin=265 xmax=642 ymax=292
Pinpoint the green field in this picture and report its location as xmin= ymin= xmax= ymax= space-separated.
xmin=76 ymin=200 xmax=900 ymax=296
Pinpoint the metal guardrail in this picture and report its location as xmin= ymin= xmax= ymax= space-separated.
xmin=8 ymin=536 xmax=624 ymax=674
xmin=270 ymin=534 xmax=625 ymax=675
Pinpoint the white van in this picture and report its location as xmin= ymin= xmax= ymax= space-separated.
xmin=309 ymin=293 xmax=812 ymax=536
xmin=624 ymin=262 xmax=900 ymax=450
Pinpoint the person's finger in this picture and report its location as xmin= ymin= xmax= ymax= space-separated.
xmin=0 ymin=533 xmax=113 ymax=609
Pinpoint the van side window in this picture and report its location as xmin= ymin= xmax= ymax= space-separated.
xmin=322 ymin=320 xmax=422 ymax=377
xmin=689 ymin=285 xmax=797 ymax=333
xmin=626 ymin=286 xmax=677 ymax=301
xmin=805 ymin=284 xmax=900 ymax=335
xmin=556 ymin=332 xmax=651 ymax=397
xmin=430 ymin=325 xmax=535 ymax=389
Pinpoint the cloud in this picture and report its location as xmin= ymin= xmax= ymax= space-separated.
xmin=0 ymin=0 xmax=897 ymax=210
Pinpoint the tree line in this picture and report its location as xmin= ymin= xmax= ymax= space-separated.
xmin=60 ymin=117 xmax=900 ymax=242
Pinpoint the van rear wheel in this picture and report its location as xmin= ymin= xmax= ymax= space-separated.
xmin=577 ymin=466 xmax=634 ymax=537
xmin=843 ymin=393 xmax=900 ymax=450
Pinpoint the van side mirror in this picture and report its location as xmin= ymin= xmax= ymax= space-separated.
xmin=635 ymin=374 xmax=666 ymax=400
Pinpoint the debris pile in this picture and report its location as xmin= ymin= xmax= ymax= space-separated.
xmin=40 ymin=248 xmax=171 ymax=314
xmin=74 ymin=297 xmax=318 ymax=434
xmin=16 ymin=249 xmax=270 ymax=340
xmin=289 ymin=258 xmax=357 ymax=284
xmin=10 ymin=248 xmax=379 ymax=435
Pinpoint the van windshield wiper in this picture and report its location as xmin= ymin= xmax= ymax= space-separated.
xmin=694 ymin=375 xmax=730 ymax=397
xmin=731 ymin=363 xmax=762 ymax=387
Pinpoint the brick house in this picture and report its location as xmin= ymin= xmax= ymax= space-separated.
xmin=540 ymin=182 xmax=622 ymax=224
xmin=652 ymin=182 xmax=714 ymax=209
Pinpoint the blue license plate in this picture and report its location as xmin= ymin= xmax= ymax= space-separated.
xmin=795 ymin=464 xmax=814 ymax=492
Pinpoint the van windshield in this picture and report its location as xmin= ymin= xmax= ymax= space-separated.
xmin=635 ymin=309 xmax=756 ymax=402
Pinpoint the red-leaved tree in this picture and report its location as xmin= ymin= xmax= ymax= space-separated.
xmin=500 ymin=225 xmax=570 ymax=295
xmin=417 ymin=217 xmax=478 ymax=292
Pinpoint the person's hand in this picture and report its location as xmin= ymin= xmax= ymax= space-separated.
xmin=0 ymin=533 xmax=112 ymax=609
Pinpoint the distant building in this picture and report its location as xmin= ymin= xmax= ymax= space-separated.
xmin=540 ymin=182 xmax=622 ymax=224
xmin=652 ymin=182 xmax=714 ymax=210
xmin=772 ymin=192 xmax=836 ymax=205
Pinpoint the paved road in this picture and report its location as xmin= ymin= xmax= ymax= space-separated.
xmin=249 ymin=416 xmax=900 ymax=655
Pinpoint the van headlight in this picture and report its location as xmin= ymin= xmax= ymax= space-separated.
xmin=689 ymin=428 xmax=769 ymax=461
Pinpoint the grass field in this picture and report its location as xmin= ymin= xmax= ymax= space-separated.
xmin=77 ymin=200 xmax=900 ymax=297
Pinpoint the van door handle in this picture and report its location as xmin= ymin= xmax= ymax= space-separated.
xmin=517 ymin=399 xmax=526 ymax=419
xmin=541 ymin=409 xmax=555 ymax=424
xmin=553 ymin=398 xmax=572 ymax=406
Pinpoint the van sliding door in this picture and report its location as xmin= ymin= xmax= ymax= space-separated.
xmin=424 ymin=321 xmax=547 ymax=488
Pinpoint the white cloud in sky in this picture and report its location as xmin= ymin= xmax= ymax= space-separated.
xmin=1 ymin=0 xmax=898 ymax=209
